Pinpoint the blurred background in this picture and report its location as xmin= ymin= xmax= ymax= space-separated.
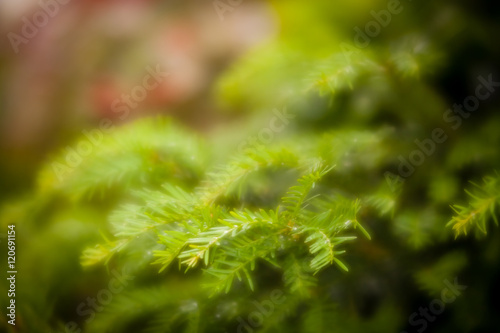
xmin=1 ymin=0 xmax=500 ymax=332
xmin=0 ymin=0 xmax=278 ymax=195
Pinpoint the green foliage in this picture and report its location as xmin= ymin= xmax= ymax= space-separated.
xmin=82 ymin=158 xmax=368 ymax=298
xmin=414 ymin=251 xmax=468 ymax=296
xmin=3 ymin=1 xmax=500 ymax=332
xmin=38 ymin=118 xmax=207 ymax=200
xmin=448 ymin=174 xmax=500 ymax=237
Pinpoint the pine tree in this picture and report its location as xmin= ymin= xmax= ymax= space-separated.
xmin=2 ymin=1 xmax=500 ymax=333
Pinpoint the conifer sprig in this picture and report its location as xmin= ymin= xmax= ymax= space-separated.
xmin=81 ymin=154 xmax=369 ymax=297
xmin=448 ymin=174 xmax=500 ymax=237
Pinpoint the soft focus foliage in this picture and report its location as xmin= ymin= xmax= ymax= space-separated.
xmin=1 ymin=0 xmax=500 ymax=333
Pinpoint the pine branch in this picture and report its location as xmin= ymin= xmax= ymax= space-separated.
xmin=447 ymin=174 xmax=500 ymax=237
xmin=203 ymin=222 xmax=282 ymax=295
xmin=198 ymin=147 xmax=299 ymax=205
xmin=280 ymin=163 xmax=333 ymax=219
xmin=39 ymin=118 xmax=206 ymax=201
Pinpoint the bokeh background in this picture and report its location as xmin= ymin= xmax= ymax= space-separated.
xmin=1 ymin=0 xmax=500 ymax=332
